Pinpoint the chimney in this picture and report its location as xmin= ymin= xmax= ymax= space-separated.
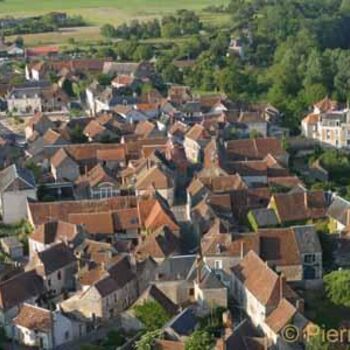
xmin=196 ymin=254 xmax=203 ymax=284
xmin=347 ymin=209 xmax=350 ymax=226
xmin=240 ymin=241 xmax=244 ymax=259
xmin=279 ymin=273 xmax=285 ymax=302
xmin=304 ymin=192 xmax=308 ymax=209
xmin=296 ymin=298 xmax=304 ymax=313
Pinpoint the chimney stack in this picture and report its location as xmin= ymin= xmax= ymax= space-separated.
xmin=240 ymin=241 xmax=245 ymax=259
xmin=279 ymin=273 xmax=285 ymax=302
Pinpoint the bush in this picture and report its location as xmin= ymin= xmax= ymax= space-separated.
xmin=133 ymin=301 xmax=171 ymax=331
xmin=324 ymin=269 xmax=350 ymax=307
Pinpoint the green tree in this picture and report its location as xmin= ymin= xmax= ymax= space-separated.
xmin=185 ymin=330 xmax=215 ymax=350
xmin=134 ymin=301 xmax=171 ymax=331
xmin=324 ymin=269 xmax=350 ymax=307
xmin=134 ymin=329 xmax=162 ymax=350
xmin=100 ymin=24 xmax=116 ymax=38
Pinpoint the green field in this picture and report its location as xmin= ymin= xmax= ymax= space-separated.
xmin=2 ymin=0 xmax=230 ymax=45
xmin=0 ymin=0 xmax=229 ymax=25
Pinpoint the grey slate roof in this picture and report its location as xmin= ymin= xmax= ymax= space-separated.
xmin=166 ymin=307 xmax=197 ymax=336
xmin=327 ymin=195 xmax=350 ymax=226
xmin=156 ymin=255 xmax=196 ymax=281
xmin=293 ymin=225 xmax=322 ymax=255
xmin=250 ymin=208 xmax=278 ymax=227
xmin=0 ymin=164 xmax=36 ymax=192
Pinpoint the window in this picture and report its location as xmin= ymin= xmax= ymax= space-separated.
xmin=57 ymin=271 xmax=62 ymax=280
xmin=214 ymin=260 xmax=223 ymax=270
xmin=65 ymin=331 xmax=69 ymax=340
xmin=48 ymin=279 xmax=51 ymax=287
xmin=304 ymin=254 xmax=316 ymax=264
xmin=189 ymin=288 xmax=195 ymax=296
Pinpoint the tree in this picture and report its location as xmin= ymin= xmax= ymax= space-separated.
xmin=134 ymin=329 xmax=162 ymax=350
xmin=185 ymin=330 xmax=215 ymax=350
xmin=133 ymin=45 xmax=153 ymax=61
xmin=100 ymin=24 xmax=116 ymax=38
xmin=134 ymin=301 xmax=171 ymax=331
xmin=161 ymin=64 xmax=183 ymax=84
xmin=324 ymin=269 xmax=350 ymax=307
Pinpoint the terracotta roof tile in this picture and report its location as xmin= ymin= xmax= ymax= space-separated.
xmin=68 ymin=211 xmax=114 ymax=235
xmin=231 ymin=251 xmax=296 ymax=308
xmin=14 ymin=304 xmax=52 ymax=332
xmin=265 ymin=298 xmax=297 ymax=333
xmin=29 ymin=197 xmax=137 ymax=225
xmin=30 ymin=220 xmax=80 ymax=244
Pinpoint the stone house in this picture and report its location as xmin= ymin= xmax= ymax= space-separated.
xmin=50 ymin=148 xmax=80 ymax=182
xmin=224 ymin=137 xmax=289 ymax=166
xmin=0 ymin=164 xmax=37 ymax=224
xmin=75 ymin=164 xmax=120 ymax=200
xmin=0 ymin=270 xmax=44 ymax=334
xmin=0 ymin=237 xmax=23 ymax=260
xmin=268 ymin=189 xmax=327 ymax=225
xmin=25 ymin=113 xmax=55 ymax=140
xmin=135 ymin=165 xmax=175 ymax=205
xmin=231 ymin=251 xmax=310 ymax=350
xmin=13 ymin=303 xmax=86 ymax=349
xmin=184 ymin=124 xmax=211 ymax=163
xmin=259 ymin=225 xmax=322 ymax=282
xmin=7 ymin=84 xmax=69 ymax=115
xmin=28 ymin=242 xmax=77 ymax=295
xmin=61 ymin=256 xmax=139 ymax=323
xmin=327 ymin=195 xmax=350 ymax=232
xmin=28 ymin=220 xmax=85 ymax=258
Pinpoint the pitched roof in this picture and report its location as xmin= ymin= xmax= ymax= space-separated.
xmin=226 ymin=138 xmax=286 ymax=161
xmin=135 ymin=166 xmax=173 ymax=191
xmin=93 ymin=256 xmax=136 ymax=297
xmin=42 ymin=128 xmax=65 ymax=145
xmin=30 ymin=220 xmax=80 ymax=244
xmin=140 ymin=285 xmax=179 ymax=315
xmin=185 ymin=124 xmax=209 ymax=141
xmin=76 ymin=164 xmax=116 ymax=188
xmin=135 ymin=120 xmax=156 ymax=138
xmin=314 ymin=96 xmax=338 ymax=112
xmin=259 ymin=228 xmax=301 ymax=266
xmin=166 ymin=307 xmax=197 ymax=336
xmin=139 ymin=199 xmax=179 ymax=232
xmin=64 ymin=143 xmax=126 ymax=162
xmin=83 ymin=120 xmax=106 ymax=138
xmin=51 ymin=148 xmax=77 ymax=168
xmin=249 ymin=208 xmax=279 ymax=228
xmin=14 ymin=304 xmax=52 ymax=332
xmin=265 ymin=298 xmax=297 ymax=333
xmin=69 ymin=211 xmax=114 ymax=235
xmin=302 ymin=113 xmax=319 ymax=125
xmin=136 ymin=226 xmax=180 ymax=260
xmin=96 ymin=147 xmax=126 ymax=162
xmin=271 ymin=190 xmax=327 ymax=223
xmin=201 ymin=232 xmax=259 ymax=258
xmin=36 ymin=242 xmax=76 ymax=275
xmin=0 ymin=164 xmax=36 ymax=192
xmin=231 ymin=251 xmax=295 ymax=308
xmin=28 ymin=196 xmax=137 ymax=225
xmin=112 ymin=208 xmax=140 ymax=231
xmin=327 ymin=195 xmax=350 ymax=226
xmin=0 ymin=270 xmax=44 ymax=310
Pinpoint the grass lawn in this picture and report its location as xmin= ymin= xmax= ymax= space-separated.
xmin=4 ymin=0 xmax=230 ymax=45
xmin=0 ymin=0 xmax=229 ymax=25
xmin=303 ymin=289 xmax=350 ymax=329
